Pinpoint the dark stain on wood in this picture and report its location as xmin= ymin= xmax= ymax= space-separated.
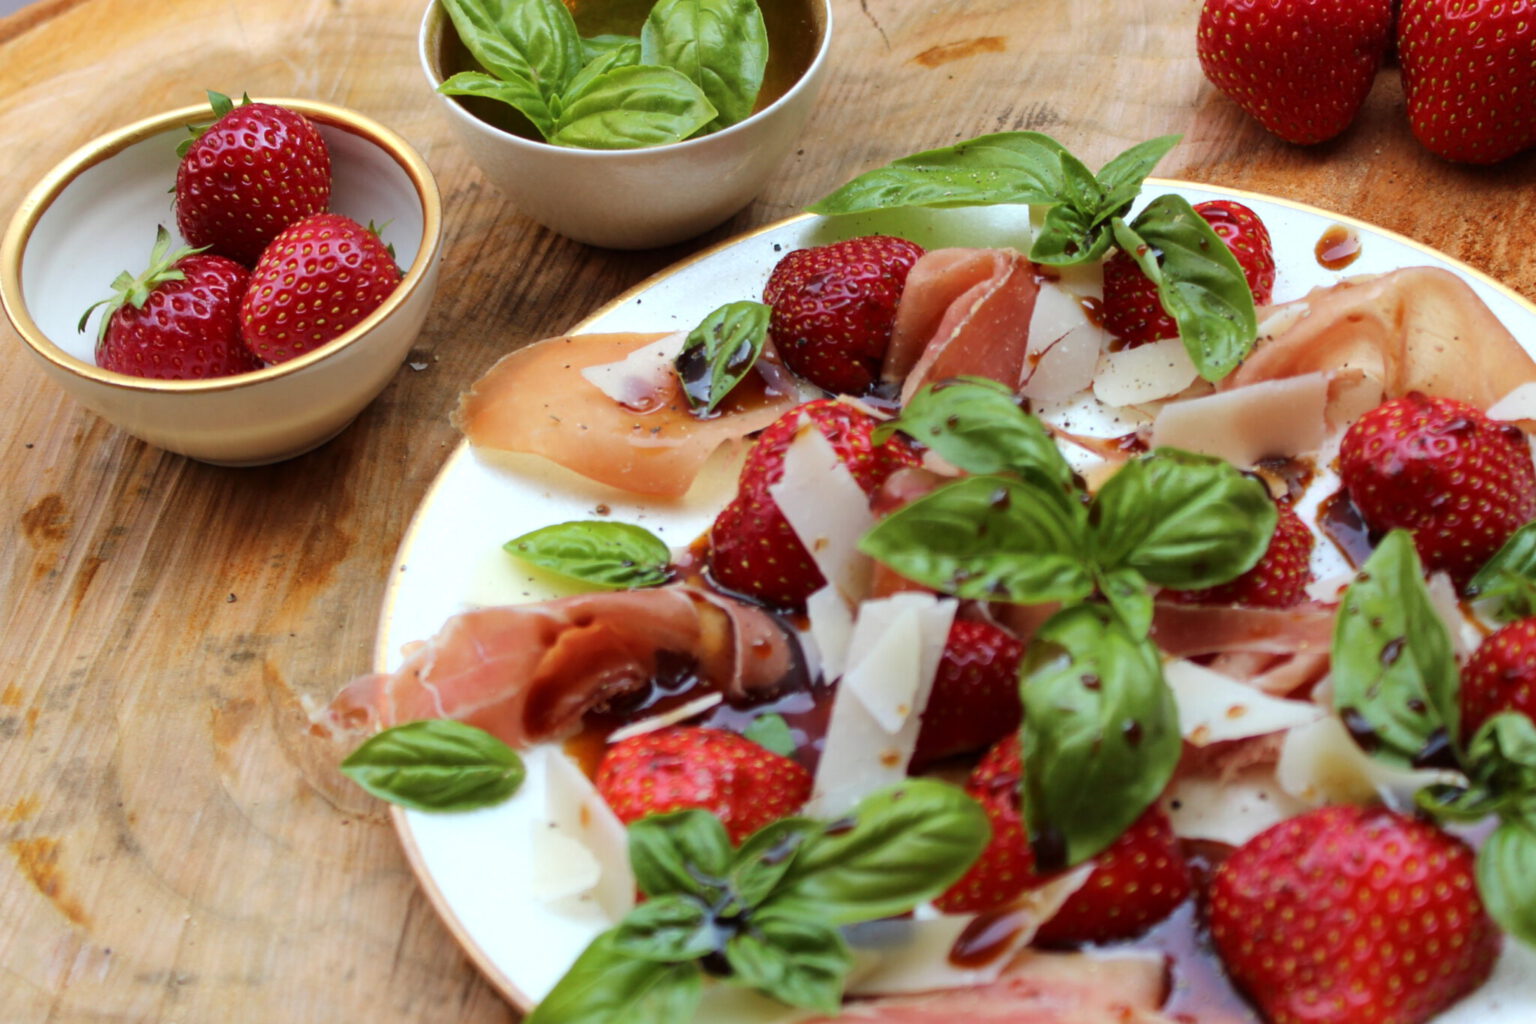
xmin=21 ymin=493 xmax=70 ymax=545
xmin=912 ymin=36 xmax=1006 ymax=68
xmin=9 ymin=836 xmax=91 ymax=927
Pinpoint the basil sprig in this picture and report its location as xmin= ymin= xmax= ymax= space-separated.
xmin=1467 ymin=520 xmax=1536 ymax=619
xmin=673 ymin=300 xmax=771 ymax=414
xmin=340 ymin=720 xmax=526 ymax=812
xmin=438 ymin=0 xmax=767 ymax=148
xmin=527 ymin=780 xmax=988 ymax=1023
xmin=505 ymin=520 xmax=674 ymax=590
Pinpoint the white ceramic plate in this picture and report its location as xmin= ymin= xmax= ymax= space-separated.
xmin=372 ymin=186 xmax=1536 ymax=1020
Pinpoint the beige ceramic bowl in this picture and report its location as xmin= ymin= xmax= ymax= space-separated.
xmin=419 ymin=0 xmax=832 ymax=249
xmin=0 ymin=99 xmax=444 ymax=466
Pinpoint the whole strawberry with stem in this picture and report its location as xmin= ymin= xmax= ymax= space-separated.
xmin=1165 ymin=498 xmax=1314 ymax=608
xmin=763 ymin=234 xmax=925 ymax=395
xmin=79 ymin=225 xmax=261 ymax=380
xmin=1339 ymin=392 xmax=1536 ymax=587
xmin=1102 ymin=199 xmax=1276 ymax=346
xmin=706 ymin=399 xmax=921 ymax=610
xmin=1209 ymin=804 xmax=1500 ymax=1024
xmin=594 ymin=726 xmax=812 ymax=844
xmin=175 ymin=91 xmax=332 ymax=266
xmin=1398 ymin=0 xmax=1536 ymax=164
xmin=910 ymin=619 xmax=1025 ymax=772
xmin=240 ymin=212 xmax=402 ymax=364
xmin=1197 ymin=0 xmax=1393 ymax=145
xmin=1460 ymin=616 xmax=1536 ymax=742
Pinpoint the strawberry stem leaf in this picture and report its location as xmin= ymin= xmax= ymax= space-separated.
xmin=77 ymin=225 xmax=203 ymax=342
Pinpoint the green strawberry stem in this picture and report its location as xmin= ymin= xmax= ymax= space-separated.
xmin=77 ymin=225 xmax=206 ymax=342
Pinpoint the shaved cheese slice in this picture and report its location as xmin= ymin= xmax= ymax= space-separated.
xmin=1165 ymin=658 xmax=1325 ymax=746
xmin=1276 ymin=714 xmax=1465 ymax=811
xmin=768 ymin=414 xmax=877 ymax=604
xmin=1426 ymin=570 xmax=1485 ymax=659
xmin=1150 ymin=371 xmax=1328 ymax=467
xmin=845 ymin=607 xmax=926 ymax=733
xmin=541 ymin=749 xmax=636 ymax=921
xmin=1167 ymin=767 xmax=1309 ymax=845
xmin=1022 ymin=323 xmax=1104 ymax=401
xmin=606 ymin=692 xmax=725 ymax=744
xmin=806 ymin=584 xmax=854 ymax=682
xmin=577 ymin=331 xmax=686 ymax=409
xmin=1093 ymin=336 xmax=1199 ymax=407
xmin=1488 ymin=381 xmax=1536 ymax=422
xmin=1027 ymin=281 xmax=1092 ymax=354
xmin=528 ymin=825 xmax=602 ymax=902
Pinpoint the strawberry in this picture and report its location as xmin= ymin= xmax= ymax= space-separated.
xmin=174 ymin=91 xmax=332 ymax=266
xmin=1460 ymin=616 xmax=1536 ymax=742
xmin=706 ymin=399 xmax=921 ymax=610
xmin=763 ymin=234 xmax=925 ymax=395
xmin=1164 ymin=499 xmax=1315 ymax=608
xmin=910 ymin=619 xmax=1025 ymax=772
xmin=1102 ymin=199 xmax=1276 ymax=346
xmin=1196 ymin=0 xmax=1393 ymax=145
xmin=1339 ymin=392 xmax=1536 ymax=586
xmin=594 ymin=726 xmax=812 ymax=844
xmin=79 ymin=225 xmax=261 ymax=380
xmin=1209 ymin=804 xmax=1500 ymax=1024
xmin=1398 ymin=0 xmax=1536 ymax=164
xmin=239 ymin=213 xmax=402 ymax=363
xmin=933 ymin=737 xmax=1191 ymax=945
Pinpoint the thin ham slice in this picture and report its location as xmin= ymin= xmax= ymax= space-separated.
xmin=882 ymin=249 xmax=1041 ymax=406
xmin=455 ymin=332 xmax=801 ymax=499
xmin=319 ymin=585 xmax=804 ymax=748
xmin=1149 ymin=601 xmax=1336 ymax=658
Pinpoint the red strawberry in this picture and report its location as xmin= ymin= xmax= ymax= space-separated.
xmin=594 ymin=726 xmax=812 ymax=844
xmin=1209 ymin=804 xmax=1500 ymax=1024
xmin=175 ymin=92 xmax=331 ymax=266
xmin=763 ymin=234 xmax=925 ymax=395
xmin=706 ymin=399 xmax=921 ymax=610
xmin=1102 ymin=199 xmax=1276 ymax=346
xmin=240 ymin=213 xmax=402 ymax=363
xmin=1460 ymin=616 xmax=1536 ymax=741
xmin=1399 ymin=0 xmax=1536 ymax=164
xmin=1339 ymin=392 xmax=1536 ymax=586
xmin=80 ymin=225 xmax=261 ymax=380
xmin=1196 ymin=0 xmax=1393 ymax=145
xmin=1164 ymin=499 xmax=1315 ymax=608
xmin=933 ymin=737 xmax=1190 ymax=945
xmin=910 ymin=619 xmax=1024 ymax=772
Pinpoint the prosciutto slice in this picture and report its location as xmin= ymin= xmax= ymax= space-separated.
xmin=882 ymin=248 xmax=1041 ymax=405
xmin=455 ymin=332 xmax=801 ymax=499
xmin=320 ymin=585 xmax=804 ymax=748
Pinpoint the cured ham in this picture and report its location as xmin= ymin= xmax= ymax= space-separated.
xmin=320 ymin=585 xmax=805 ymax=747
xmin=882 ymin=248 xmax=1041 ymax=405
xmin=455 ymin=332 xmax=802 ymax=499
xmin=1149 ymin=601 xmax=1335 ymax=658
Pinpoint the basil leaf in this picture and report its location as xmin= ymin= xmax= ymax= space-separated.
xmin=1476 ymin=815 xmax=1536 ymax=946
xmin=859 ymin=475 xmax=1094 ymax=604
xmin=730 ymin=817 xmax=819 ymax=907
xmin=767 ymin=779 xmax=990 ymax=924
xmin=724 ymin=910 xmax=852 ymax=1013
xmin=1097 ymin=565 xmax=1154 ymax=637
xmin=742 ymin=713 xmax=797 ymax=759
xmin=339 ymin=720 xmax=525 ymax=812
xmin=505 ymin=520 xmax=673 ymax=590
xmin=611 ymin=893 xmax=720 ymax=962
xmin=628 ymin=810 xmax=735 ymax=900
xmin=1089 ymin=448 xmax=1275 ymax=589
xmin=583 ymin=33 xmax=641 ymax=63
xmin=1416 ymin=782 xmax=1510 ymax=823
xmin=1466 ymin=712 xmax=1536 ymax=800
xmin=1018 ymin=605 xmax=1180 ymax=867
xmin=1094 ymin=134 xmax=1182 ymax=214
xmin=1467 ymin=521 xmax=1536 ymax=619
xmin=567 ymin=38 xmax=644 ymax=96
xmin=1030 ymin=201 xmax=1117 ymax=266
xmin=526 ymin=933 xmax=703 ymax=1024
xmin=1113 ymin=196 xmax=1258 ymax=381
xmin=877 ymin=378 xmax=1074 ymax=489
xmin=548 ymin=64 xmax=717 ymax=149
xmin=642 ymin=0 xmax=768 ymax=132
xmin=1331 ymin=530 xmax=1459 ymax=770
xmin=439 ymin=0 xmax=584 ymax=117
xmin=437 ymin=70 xmax=556 ymax=139
xmin=674 ymin=301 xmax=771 ymax=413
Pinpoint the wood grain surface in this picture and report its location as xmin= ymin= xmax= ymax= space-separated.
xmin=1 ymin=1 xmax=1533 ymax=1021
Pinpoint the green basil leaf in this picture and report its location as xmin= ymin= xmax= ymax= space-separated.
xmin=674 ymin=301 xmax=771 ymax=413
xmin=1416 ymin=782 xmax=1510 ymax=823
xmin=724 ymin=910 xmax=852 ymax=1013
xmin=1094 ymin=134 xmax=1182 ymax=214
xmin=583 ymin=33 xmax=641 ymax=63
xmin=611 ymin=893 xmax=721 ymax=962
xmin=642 ymin=0 xmax=768 ymax=132
xmin=439 ymin=0 xmax=583 ymax=111
xmin=767 ymin=779 xmax=990 ymax=924
xmin=548 ymin=64 xmax=717 ymax=149
xmin=877 ymin=378 xmax=1074 ymax=489
xmin=1089 ymin=448 xmax=1276 ymax=588
xmin=1030 ymin=201 xmax=1117 ymax=266
xmin=1018 ymin=604 xmax=1181 ymax=867
xmin=1113 ymin=197 xmax=1258 ymax=382
xmin=859 ymin=475 xmax=1094 ymax=604
xmin=437 ymin=70 xmax=556 ymax=139
xmin=742 ymin=713 xmax=797 ymax=759
xmin=339 ymin=720 xmax=525 ymax=812
xmin=628 ymin=809 xmax=735 ymax=900
xmin=1465 ymin=712 xmax=1536 ymax=801
xmin=1331 ymin=530 xmax=1459 ymax=770
xmin=567 ymin=38 xmax=644 ymax=96
xmin=526 ymin=932 xmax=703 ymax=1024
xmin=505 ymin=520 xmax=673 ymax=590
xmin=1096 ymin=565 xmax=1154 ymax=637
xmin=1476 ymin=815 xmax=1536 ymax=947
xmin=730 ymin=817 xmax=819 ymax=907
xmin=1467 ymin=521 xmax=1536 ymax=620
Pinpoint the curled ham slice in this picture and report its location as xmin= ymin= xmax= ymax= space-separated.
xmin=1223 ymin=267 xmax=1536 ymax=415
xmin=455 ymin=332 xmax=801 ymax=499
xmin=319 ymin=585 xmax=804 ymax=748
xmin=1149 ymin=601 xmax=1335 ymax=658
xmin=882 ymin=248 xmax=1041 ymax=406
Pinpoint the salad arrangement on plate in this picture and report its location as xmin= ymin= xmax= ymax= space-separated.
xmin=322 ymin=130 xmax=1536 ymax=1024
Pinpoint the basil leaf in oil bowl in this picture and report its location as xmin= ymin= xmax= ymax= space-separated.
xmin=674 ymin=300 xmax=770 ymax=413
xmin=526 ymin=932 xmax=704 ymax=1024
xmin=505 ymin=520 xmax=674 ymax=590
xmin=548 ymin=64 xmax=717 ymax=149
xmin=642 ymin=0 xmax=768 ymax=132
xmin=340 ymin=720 xmax=526 ymax=812
xmin=437 ymin=0 xmax=585 ymax=136
xmin=583 ymin=33 xmax=641 ymax=63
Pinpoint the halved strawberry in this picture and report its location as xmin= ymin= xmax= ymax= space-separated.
xmin=1164 ymin=499 xmax=1315 ymax=608
xmin=910 ymin=619 xmax=1024 ymax=772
